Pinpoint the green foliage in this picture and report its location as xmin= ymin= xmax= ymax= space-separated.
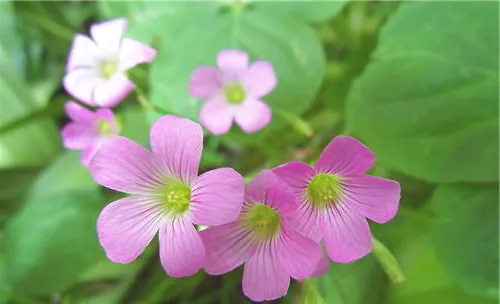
xmin=430 ymin=183 xmax=499 ymax=299
xmin=312 ymin=256 xmax=387 ymax=304
xmin=2 ymin=190 xmax=104 ymax=295
xmin=0 ymin=4 xmax=61 ymax=168
xmin=346 ymin=2 xmax=499 ymax=183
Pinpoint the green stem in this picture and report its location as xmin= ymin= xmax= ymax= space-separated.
xmin=133 ymin=87 xmax=170 ymax=114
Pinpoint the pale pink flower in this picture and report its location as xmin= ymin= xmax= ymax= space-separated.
xmin=200 ymin=170 xmax=321 ymax=302
xmin=61 ymin=101 xmax=118 ymax=166
xmin=273 ymin=136 xmax=401 ymax=263
xmin=90 ymin=115 xmax=245 ymax=277
xmin=64 ymin=18 xmax=156 ymax=107
xmin=189 ymin=49 xmax=276 ymax=135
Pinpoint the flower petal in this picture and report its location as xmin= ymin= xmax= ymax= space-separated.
xmin=322 ymin=203 xmax=373 ymax=263
xmin=200 ymin=222 xmax=255 ymax=275
xmin=189 ymin=66 xmax=222 ymax=99
xmin=242 ymin=60 xmax=277 ymax=98
xmin=90 ymin=18 xmax=127 ymax=54
xmin=277 ymin=224 xmax=321 ymax=280
xmin=245 ymin=170 xmax=298 ymax=222
xmin=190 ymin=168 xmax=245 ymax=226
xmin=273 ymin=161 xmax=322 ymax=240
xmin=63 ymin=68 xmax=103 ymax=106
xmin=342 ymin=175 xmax=401 ymax=224
xmin=315 ymin=136 xmax=375 ymax=176
xmin=217 ymin=49 xmax=248 ymax=76
xmin=93 ymin=72 xmax=135 ymax=107
xmin=309 ymin=251 xmax=330 ymax=278
xmin=149 ymin=115 xmax=203 ymax=184
xmin=118 ymin=38 xmax=157 ymax=71
xmin=81 ymin=141 xmax=101 ymax=167
xmin=97 ymin=196 xmax=163 ymax=263
xmin=61 ymin=123 xmax=94 ymax=150
xmin=159 ymin=217 xmax=205 ymax=277
xmin=66 ymin=34 xmax=100 ymax=72
xmin=199 ymin=98 xmax=234 ymax=135
xmin=234 ymin=99 xmax=271 ymax=133
xmin=273 ymin=161 xmax=314 ymax=197
xmin=242 ymin=241 xmax=290 ymax=302
xmin=65 ymin=101 xmax=95 ymax=123
xmin=89 ymin=136 xmax=163 ymax=194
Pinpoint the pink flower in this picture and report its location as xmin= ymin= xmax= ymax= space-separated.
xmin=273 ymin=136 xmax=401 ymax=263
xmin=189 ymin=49 xmax=276 ymax=135
xmin=89 ymin=115 xmax=245 ymax=277
xmin=64 ymin=18 xmax=156 ymax=107
xmin=61 ymin=101 xmax=118 ymax=166
xmin=200 ymin=170 xmax=321 ymax=302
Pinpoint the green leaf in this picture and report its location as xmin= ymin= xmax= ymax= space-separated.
xmin=100 ymin=2 xmax=327 ymax=135
xmin=372 ymin=237 xmax=405 ymax=284
xmin=388 ymin=241 xmax=496 ymax=304
xmin=257 ymin=1 xmax=347 ymax=23
xmin=313 ymin=256 xmax=387 ymax=304
xmin=29 ymin=151 xmax=97 ymax=198
xmin=346 ymin=2 xmax=499 ymax=182
xmin=430 ymin=183 xmax=499 ymax=299
xmin=2 ymin=190 xmax=104 ymax=295
xmin=299 ymin=279 xmax=325 ymax=304
xmin=0 ymin=2 xmax=61 ymax=168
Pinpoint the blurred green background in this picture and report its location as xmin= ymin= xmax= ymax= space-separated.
xmin=0 ymin=1 xmax=498 ymax=303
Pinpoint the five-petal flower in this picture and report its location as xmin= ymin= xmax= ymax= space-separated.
xmin=189 ymin=49 xmax=276 ymax=135
xmin=64 ymin=18 xmax=156 ymax=107
xmin=90 ymin=115 xmax=245 ymax=277
xmin=273 ymin=136 xmax=401 ymax=263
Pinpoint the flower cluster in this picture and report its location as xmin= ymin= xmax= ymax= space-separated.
xmin=61 ymin=17 xmax=401 ymax=302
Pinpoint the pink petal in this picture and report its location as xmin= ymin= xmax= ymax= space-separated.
xmin=322 ymin=203 xmax=372 ymax=263
xmin=273 ymin=161 xmax=322 ymax=240
xmin=159 ymin=217 xmax=205 ymax=277
xmin=189 ymin=66 xmax=222 ymax=99
xmin=234 ymin=99 xmax=271 ymax=133
xmin=242 ymin=60 xmax=277 ymax=98
xmin=97 ymin=196 xmax=164 ymax=263
xmin=93 ymin=72 xmax=135 ymax=107
xmin=342 ymin=175 xmax=401 ymax=224
xmin=309 ymin=251 xmax=330 ymax=278
xmin=199 ymin=98 xmax=234 ymax=135
xmin=190 ymin=168 xmax=245 ymax=226
xmin=90 ymin=18 xmax=127 ymax=54
xmin=296 ymin=201 xmax=323 ymax=242
xmin=277 ymin=224 xmax=321 ymax=280
xmin=200 ymin=222 xmax=255 ymax=275
xmin=66 ymin=34 xmax=99 ymax=72
xmin=81 ymin=141 xmax=101 ymax=167
xmin=63 ymin=68 xmax=103 ymax=106
xmin=245 ymin=170 xmax=298 ymax=221
xmin=315 ymin=136 xmax=375 ymax=176
xmin=217 ymin=49 xmax=248 ymax=76
xmin=89 ymin=136 xmax=163 ymax=194
xmin=149 ymin=115 xmax=203 ymax=184
xmin=61 ymin=123 xmax=93 ymax=150
xmin=242 ymin=241 xmax=290 ymax=302
xmin=118 ymin=38 xmax=157 ymax=71
xmin=65 ymin=101 xmax=95 ymax=123
xmin=95 ymin=108 xmax=119 ymax=134
xmin=272 ymin=161 xmax=314 ymax=198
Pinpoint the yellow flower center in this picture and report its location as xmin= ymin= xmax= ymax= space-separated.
xmin=243 ymin=203 xmax=280 ymax=239
xmin=101 ymin=61 xmax=118 ymax=79
xmin=158 ymin=181 xmax=191 ymax=216
xmin=95 ymin=119 xmax=113 ymax=136
xmin=225 ymin=84 xmax=246 ymax=104
xmin=305 ymin=173 xmax=343 ymax=208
